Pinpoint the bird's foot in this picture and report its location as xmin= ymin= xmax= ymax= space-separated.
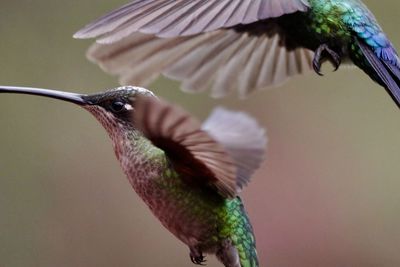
xmin=313 ymin=44 xmax=341 ymax=76
xmin=190 ymin=247 xmax=206 ymax=266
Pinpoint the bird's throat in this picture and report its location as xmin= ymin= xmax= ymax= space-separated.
xmin=84 ymin=105 xmax=168 ymax=193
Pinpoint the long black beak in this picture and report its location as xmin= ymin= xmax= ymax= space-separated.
xmin=0 ymin=86 xmax=89 ymax=105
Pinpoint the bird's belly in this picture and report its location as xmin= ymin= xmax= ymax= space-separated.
xmin=152 ymin=202 xmax=215 ymax=248
xmin=132 ymin=173 xmax=224 ymax=251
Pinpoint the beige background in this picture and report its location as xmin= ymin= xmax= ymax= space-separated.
xmin=0 ymin=1 xmax=399 ymax=266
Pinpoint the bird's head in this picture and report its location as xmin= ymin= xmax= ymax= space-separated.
xmin=82 ymin=86 xmax=155 ymax=137
xmin=0 ymin=85 xmax=155 ymax=138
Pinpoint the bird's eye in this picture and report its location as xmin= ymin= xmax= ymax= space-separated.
xmin=110 ymin=100 xmax=125 ymax=113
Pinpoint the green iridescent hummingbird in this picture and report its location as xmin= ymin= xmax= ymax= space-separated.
xmin=74 ymin=0 xmax=400 ymax=107
xmin=0 ymin=85 xmax=266 ymax=267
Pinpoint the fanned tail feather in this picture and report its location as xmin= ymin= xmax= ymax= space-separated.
xmin=356 ymin=39 xmax=400 ymax=108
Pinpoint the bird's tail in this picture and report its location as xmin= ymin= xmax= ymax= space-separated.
xmin=218 ymin=198 xmax=259 ymax=267
xmin=353 ymin=38 xmax=400 ymax=108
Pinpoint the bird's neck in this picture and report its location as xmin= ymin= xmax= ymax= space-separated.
xmin=113 ymin=129 xmax=172 ymax=206
xmin=109 ymin=127 xmax=168 ymax=186
xmin=85 ymin=106 xmax=168 ymax=188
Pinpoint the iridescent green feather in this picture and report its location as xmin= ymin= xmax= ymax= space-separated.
xmin=221 ymin=198 xmax=258 ymax=267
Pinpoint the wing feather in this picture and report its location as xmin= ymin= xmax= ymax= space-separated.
xmin=134 ymin=95 xmax=238 ymax=198
xmin=134 ymin=96 xmax=267 ymax=196
xmin=202 ymin=108 xmax=267 ymax=190
xmin=88 ymin=30 xmax=313 ymax=97
xmin=74 ymin=0 xmax=310 ymax=40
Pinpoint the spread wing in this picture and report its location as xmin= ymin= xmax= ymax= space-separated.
xmin=133 ymin=96 xmax=267 ymax=197
xmin=76 ymin=0 xmax=312 ymax=97
xmin=74 ymin=0 xmax=310 ymax=41
xmin=134 ymin=95 xmax=237 ymax=197
xmin=87 ymin=30 xmax=314 ymax=97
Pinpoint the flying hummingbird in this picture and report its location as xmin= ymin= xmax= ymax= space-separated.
xmin=74 ymin=0 xmax=400 ymax=107
xmin=0 ymin=85 xmax=266 ymax=267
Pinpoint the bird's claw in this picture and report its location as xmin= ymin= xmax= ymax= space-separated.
xmin=190 ymin=248 xmax=206 ymax=265
xmin=313 ymin=44 xmax=341 ymax=76
xmin=190 ymin=255 xmax=206 ymax=265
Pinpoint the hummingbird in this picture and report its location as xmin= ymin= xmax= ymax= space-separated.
xmin=0 ymin=85 xmax=267 ymax=267
xmin=74 ymin=0 xmax=400 ymax=107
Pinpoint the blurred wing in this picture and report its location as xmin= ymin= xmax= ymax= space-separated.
xmin=87 ymin=30 xmax=314 ymax=97
xmin=74 ymin=0 xmax=310 ymax=41
xmin=202 ymin=108 xmax=267 ymax=192
xmin=133 ymin=95 xmax=238 ymax=198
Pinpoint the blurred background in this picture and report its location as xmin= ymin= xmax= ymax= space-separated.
xmin=0 ymin=1 xmax=400 ymax=266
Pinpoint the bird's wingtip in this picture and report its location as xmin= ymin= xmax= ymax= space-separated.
xmin=72 ymin=29 xmax=90 ymax=39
